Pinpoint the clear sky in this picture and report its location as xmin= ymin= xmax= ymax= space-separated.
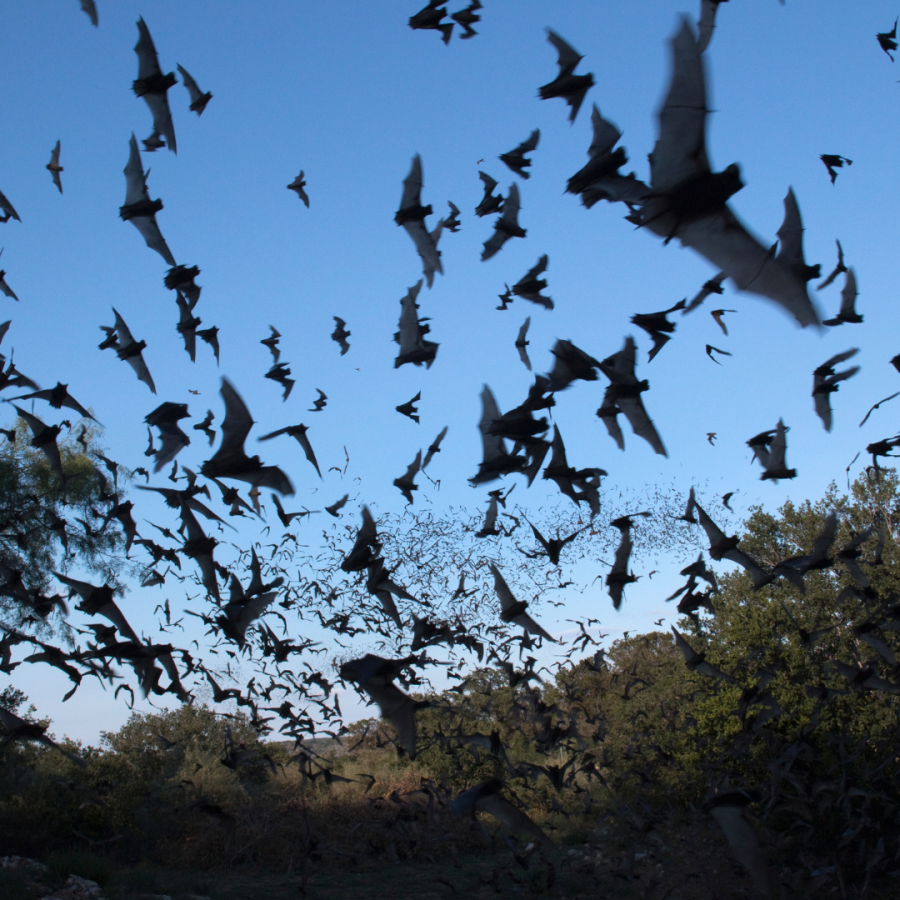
xmin=2 ymin=0 xmax=899 ymax=745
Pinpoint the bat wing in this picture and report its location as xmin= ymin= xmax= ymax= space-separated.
xmin=708 ymin=805 xmax=773 ymax=898
xmin=587 ymin=104 xmax=622 ymax=159
xmin=176 ymin=63 xmax=204 ymax=108
xmin=208 ymin=378 xmax=254 ymax=465
xmin=399 ymin=154 xmax=424 ymax=212
xmin=546 ymin=29 xmax=582 ymax=76
xmin=125 ymin=352 xmax=156 ymax=394
xmin=839 ymin=268 xmax=858 ymax=317
xmin=130 ymin=214 xmax=176 ymax=266
xmin=481 ymin=183 xmax=523 ymax=262
xmin=80 ymin=0 xmax=98 ymax=26
xmin=617 ymin=396 xmax=667 ymax=457
xmin=402 ymin=222 xmax=442 ymax=287
xmin=422 ymin=425 xmax=448 ymax=469
xmin=134 ymin=18 xmax=162 ymax=82
xmin=0 ymin=188 xmax=21 ymax=222
xmin=489 ymin=563 xmax=517 ymax=614
xmin=143 ymin=92 xmax=176 ymax=154
xmin=478 ymin=385 xmax=506 ymax=464
xmin=597 ymin=400 xmax=625 ymax=451
xmin=696 ymin=0 xmax=723 ymax=54
xmin=481 ymin=227 xmax=510 ymax=261
xmin=516 ymin=129 xmax=540 ymax=155
xmin=397 ymin=280 xmax=424 ymax=358
xmin=123 ymin=134 xmax=149 ymax=206
xmin=813 ymin=386 xmax=832 ymax=432
xmin=363 ymin=679 xmax=418 ymax=758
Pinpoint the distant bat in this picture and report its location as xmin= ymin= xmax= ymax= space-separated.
xmin=515 ymin=318 xmax=532 ymax=370
xmin=682 ymin=271 xmax=727 ymax=314
xmin=821 ymin=154 xmax=851 ymax=184
xmin=46 ymin=141 xmax=63 ymax=193
xmin=860 ymin=392 xmax=900 ymax=428
xmin=331 ymin=317 xmax=350 ymax=355
xmin=671 ymin=627 xmax=734 ymax=681
xmin=823 ymin=268 xmax=863 ymax=326
xmin=511 ymin=255 xmax=553 ymax=309
xmin=287 ymin=171 xmax=309 ymax=207
xmin=397 ymin=155 xmax=443 ymax=287
xmin=145 ymin=402 xmax=190 ymax=472
xmin=540 ymin=30 xmax=594 ymax=123
xmin=722 ymin=491 xmax=734 ymax=510
xmin=481 ymin=182 xmax=526 ymax=261
xmin=812 ymin=348 xmax=859 ymax=431
xmin=747 ymin=419 xmax=796 ymax=481
xmin=631 ymin=298 xmax=686 ymax=361
xmin=450 ymin=1 xmax=481 ymax=38
xmin=176 ymin=64 xmax=212 ymax=115
xmin=499 ymin=129 xmax=539 ymax=178
xmin=878 ymin=17 xmax=898 ymax=61
xmin=261 ymin=326 xmax=281 ymax=363
xmin=408 ymin=0 xmax=453 ymax=44
xmin=393 ymin=450 xmax=422 ymax=504
xmin=706 ymin=344 xmax=731 ymax=364
xmin=258 ymin=424 xmax=321 ymax=478
xmin=309 ymin=389 xmax=327 ymax=412
xmin=325 ymin=494 xmax=349 ymax=517
xmin=0 ymin=265 xmax=19 ymax=302
xmin=194 ymin=409 xmax=216 ymax=445
xmin=264 ymin=362 xmax=295 ymax=401
xmin=475 ymin=171 xmax=504 ymax=217
xmin=133 ymin=17 xmax=177 ymax=154
xmin=396 ymin=392 xmax=421 ymax=423
xmin=606 ymin=512 xmax=651 ymax=609
xmin=490 ymin=563 xmax=555 ymax=642
xmin=176 ymin=294 xmax=201 ymax=361
xmin=817 ymin=239 xmax=847 ymax=290
xmin=524 ymin=516 xmax=585 ymax=566
xmin=422 ymin=425 xmax=448 ymax=469
xmin=120 ymin=134 xmax=176 ymax=266
xmin=108 ymin=308 xmax=156 ymax=393
xmin=710 ymin=309 xmax=735 ymax=335
xmin=197 ymin=326 xmax=220 ymax=363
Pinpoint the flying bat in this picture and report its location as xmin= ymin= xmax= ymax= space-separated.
xmin=258 ymin=424 xmax=321 ymax=478
xmin=693 ymin=497 xmax=771 ymax=588
xmin=408 ymin=0 xmax=453 ymax=44
xmin=107 ymin=307 xmax=156 ymax=393
xmin=470 ymin=385 xmax=528 ymax=485
xmin=540 ymin=30 xmax=594 ymax=123
xmin=638 ymin=19 xmax=820 ymax=328
xmin=341 ymin=506 xmax=381 ymax=572
xmin=0 ymin=189 xmax=20 ymax=223
xmin=711 ymin=308 xmax=736 ymax=335
xmin=706 ymin=344 xmax=731 ymax=364
xmin=515 ymin=318 xmax=531 ymax=370
xmin=46 ymin=141 xmax=63 ymax=193
xmin=197 ymin=326 xmax=220 ymax=363
xmin=860 ymin=391 xmax=900 ymax=428
xmin=176 ymin=294 xmax=201 ymax=362
xmin=545 ymin=338 xmax=601 ymax=392
xmin=287 ymin=171 xmax=309 ymax=207
xmin=133 ymin=17 xmax=177 ymax=154
xmin=821 ymin=154 xmax=851 ymax=184
xmin=606 ymin=513 xmax=650 ymax=610
xmin=817 ymin=239 xmax=847 ymax=290
xmin=0 ymin=263 xmax=18 ymax=302
xmin=396 ymin=391 xmax=421 ymax=423
xmin=878 ymin=17 xmax=898 ymax=61
xmin=747 ymin=419 xmax=796 ymax=481
xmin=12 ymin=406 xmax=66 ymax=490
xmin=165 ymin=264 xmax=202 ymax=307
xmin=443 ymin=200 xmax=461 ymax=232
xmin=325 ymin=494 xmax=349 ymax=517
xmin=823 ymin=267 xmax=863 ymax=326
xmin=176 ymin=64 xmax=212 ymax=115
xmin=524 ymin=516 xmax=586 ymax=566
xmin=261 ymin=326 xmax=281 ymax=363
xmin=511 ymin=255 xmax=553 ymax=309
xmin=394 ymin=450 xmax=422 ymax=504
xmin=144 ymin=403 xmax=190 ymax=472
xmin=475 ymin=171 xmax=504 ymax=217
xmin=812 ymin=348 xmax=859 ymax=431
xmin=120 ymin=134 xmax=176 ymax=266
xmin=331 ymin=317 xmax=350 ymax=354
xmin=397 ymin=155 xmax=443 ymax=287
xmin=309 ymin=389 xmax=327 ymax=412
xmin=264 ymin=362 xmax=295 ymax=401
xmin=671 ymin=627 xmax=734 ymax=682
xmin=193 ymin=410 xmax=215 ymax=445
xmin=631 ymin=298 xmax=686 ymax=361
xmin=682 ymin=271 xmax=727 ymax=314
xmin=490 ymin=563 xmax=555 ymax=642
xmin=200 ymin=378 xmax=294 ymax=496
xmin=12 ymin=382 xmax=94 ymax=422
xmin=450 ymin=1 xmax=481 ymax=38
xmin=422 ymin=425 xmax=448 ymax=469
xmin=543 ymin=425 xmax=605 ymax=516
xmin=395 ymin=280 xmax=439 ymax=368
xmin=481 ymin=182 xmax=525 ymax=261
xmin=499 ymin=129 xmax=539 ymax=178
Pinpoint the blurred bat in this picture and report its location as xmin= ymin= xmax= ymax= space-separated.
xmin=46 ymin=141 xmax=63 ymax=193
xmin=176 ymin=63 xmax=212 ymax=115
xmin=540 ymin=30 xmax=594 ymax=123
xmin=133 ymin=17 xmax=177 ymax=154
xmin=499 ymin=129 xmax=539 ymax=178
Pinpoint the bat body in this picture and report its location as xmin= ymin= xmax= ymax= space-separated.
xmin=499 ymin=129 xmax=539 ymax=178
xmin=133 ymin=18 xmax=177 ymax=154
xmin=395 ymin=280 xmax=439 ymax=368
xmin=393 ymin=449 xmax=422 ymax=504
xmin=481 ymin=182 xmax=525 ymax=261
xmin=682 ymin=271 xmax=726 ymax=314
xmin=264 ymin=362 xmax=295 ymax=401
xmin=165 ymin=264 xmax=202 ymax=307
xmin=176 ymin=64 xmax=212 ymax=115
xmin=515 ymin=318 xmax=531 ymax=370
xmin=817 ymin=239 xmax=847 ymax=290
xmin=450 ymin=1 xmax=481 ymax=38
xmin=396 ymin=391 xmax=421 ymax=423
xmin=197 ymin=326 xmax=220 ymax=363
xmin=422 ymin=425 xmax=448 ymax=469
xmin=145 ymin=402 xmax=191 ymax=472
xmin=11 ymin=383 xmax=95 ymax=421
xmin=511 ymin=255 xmax=553 ymax=309
xmin=470 ymin=385 xmax=528 ymax=484
xmin=475 ymin=171 xmax=504 ymax=217
xmin=79 ymin=0 xmax=98 ymax=26
xmin=606 ymin=513 xmax=650 ymax=609
xmin=397 ymin=156 xmax=443 ymax=287
xmin=287 ymin=171 xmax=309 ymax=207
xmin=543 ymin=425 xmax=604 ymax=516
xmin=408 ymin=1 xmax=453 ymax=44
xmin=0 ymin=189 xmax=20 ymax=223
xmin=878 ymin=18 xmax=898 ymax=61
xmin=631 ymin=298 xmax=686 ymax=361
xmin=176 ymin=294 xmax=201 ymax=361
xmin=13 ymin=406 xmax=66 ymax=490
xmin=261 ymin=326 xmax=281 ymax=363
xmin=540 ymin=30 xmax=594 ymax=123
xmin=120 ymin=134 xmax=176 ymax=266
xmin=46 ymin=141 xmax=63 ymax=193
xmin=108 ymin=308 xmax=156 ymax=393
xmin=331 ymin=316 xmax=350 ymax=354
xmin=812 ymin=348 xmax=859 ymax=431
xmin=747 ymin=418 xmax=796 ymax=481
xmin=823 ymin=268 xmax=863 ymax=326
xmin=692 ymin=497 xmax=771 ymax=589
xmin=443 ymin=200 xmax=460 ymax=232
xmin=821 ymin=154 xmax=851 ymax=184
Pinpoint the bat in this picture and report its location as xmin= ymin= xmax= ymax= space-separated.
xmin=710 ymin=308 xmax=736 ymax=335
xmin=287 ymin=171 xmax=309 ymax=207
xmin=200 ymin=378 xmax=295 ymax=496
xmin=860 ymin=392 xmax=900 ymax=428
xmin=396 ymin=391 xmax=421 ymax=423
xmin=271 ymin=494 xmax=313 ymax=527
xmin=598 ymin=336 xmax=667 ymax=456
xmin=499 ymin=129 xmax=539 ymax=178
xmin=119 ymin=134 xmax=176 ymax=266
xmin=443 ymin=200 xmax=460 ymax=232
xmin=706 ymin=344 xmax=731 ymax=364
xmin=0 ymin=705 xmax=85 ymax=766
xmin=697 ymin=0 xmax=728 ymax=54
xmin=475 ymin=171 xmax=504 ymax=217
xmin=331 ymin=317 xmax=350 ymax=354
xmin=408 ymin=0 xmax=453 ymax=44
xmin=638 ymin=20 xmax=821 ymax=328
xmin=692 ymin=496 xmax=771 ymax=588
xmin=0 ymin=189 xmax=20 ymax=223
xmin=309 ymin=389 xmax=327 ymax=411
xmin=422 ymin=425 xmax=448 ymax=469
xmin=567 ymin=105 xmax=646 ymax=208
xmin=165 ymin=264 xmax=202 ymax=307
xmin=747 ymin=418 xmax=795 ymax=481
xmin=325 ymin=494 xmax=349 ymax=517
xmin=682 ymin=270 xmax=727 ymax=314
xmin=774 ymin=510 xmax=838 ymax=590
xmin=395 ymin=280 xmax=439 ymax=368
xmin=144 ymin=403 xmax=191 ymax=472
xmin=817 ymin=239 xmax=847 ymax=290
xmin=46 ymin=140 xmax=63 ymax=193
xmin=704 ymin=791 xmax=772 ymax=898
xmin=510 ymin=255 xmax=553 ymax=309
xmin=722 ymin=491 xmax=734 ymax=510
xmin=540 ymin=30 xmax=594 ymax=123
xmin=264 ymin=362 xmax=295 ymax=401
xmin=671 ymin=626 xmax=734 ymax=681
xmin=470 ymin=385 xmax=527 ymax=484
xmin=341 ymin=506 xmax=381 ymax=572
xmin=606 ymin=513 xmax=650 ymax=609
xmin=0 ymin=261 xmax=18 ymax=301
xmin=397 ymin=155 xmax=443 ymax=287
xmin=450 ymin=1 xmax=481 ymax=39
xmin=12 ymin=406 xmax=66 ymax=490
xmin=142 ymin=131 xmax=166 ymax=152
xmin=631 ymin=298 xmax=686 ymax=361
xmin=218 ymin=576 xmax=277 ymax=648
xmin=258 ymin=424 xmax=322 ymax=478
xmin=523 ymin=516 xmax=586 ymax=566
xmin=823 ymin=268 xmax=863 ymax=326
xmin=545 ymin=339 xmax=601 ymax=392
xmin=176 ymin=294 xmax=201 ymax=362
xmin=79 ymin=1 xmax=98 ymax=27
xmin=821 ymin=153 xmax=852 ymax=184
xmin=176 ymin=64 xmax=212 ymax=115
xmin=197 ymin=326 xmax=220 ymax=363
xmin=543 ymin=425 xmax=604 ymax=516
xmin=878 ymin=17 xmax=898 ymax=61
xmin=812 ymin=348 xmax=859 ymax=431
xmin=109 ymin=307 xmax=156 ymax=393
xmin=515 ymin=318 xmax=531 ymax=370
xmin=490 ymin=563 xmax=555 ymax=642
xmin=261 ymin=326 xmax=281 ymax=363
xmin=133 ymin=18 xmax=177 ymax=154
xmin=393 ymin=450 xmax=422 ymax=504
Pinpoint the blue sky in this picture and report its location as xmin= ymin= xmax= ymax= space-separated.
xmin=3 ymin=0 xmax=900 ymax=745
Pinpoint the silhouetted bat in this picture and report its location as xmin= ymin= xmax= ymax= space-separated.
xmin=398 ymin=156 xmax=444 ymax=287
xmin=470 ymin=385 xmax=527 ymax=484
xmin=422 ymin=425 xmax=447 ymax=469
xmin=193 ymin=410 xmax=215 ymax=445
xmin=545 ymin=339 xmax=601 ymax=392
xmin=133 ymin=18 xmax=176 ymax=154
xmin=823 ymin=268 xmax=863 ymax=326
xmin=706 ymin=344 xmax=731 ymax=364
xmin=394 ymin=449 xmax=422 ymax=504
xmin=499 ymin=129 xmax=539 ymax=178
xmin=108 ymin=307 xmax=156 ymax=393
xmin=878 ymin=17 xmax=898 ymax=61
xmin=475 ymin=171 xmax=504 ymax=217
xmin=176 ymin=64 xmax=212 ymax=115
xmin=747 ymin=418 xmax=795 ymax=481
xmin=697 ymin=0 xmax=728 ymax=54
xmin=511 ymin=255 xmax=553 ymax=309
xmin=287 ymin=171 xmax=309 ymax=207
xmin=200 ymin=378 xmax=294 ymax=496
xmin=258 ymin=423 xmax=321 ymax=478
xmin=395 ymin=280 xmax=439 ymax=368
xmin=631 ymin=298 xmax=685 ymax=361
xmin=396 ymin=392 xmax=421 ymax=423
xmin=450 ymin=1 xmax=481 ymax=38
xmin=325 ymin=494 xmax=349 ymax=517
xmin=682 ymin=270 xmax=726 ymax=313
xmin=309 ymin=389 xmax=327 ymax=411
xmin=0 ymin=705 xmax=85 ymax=765
xmin=0 ymin=263 xmax=18 ymax=301
xmin=812 ymin=348 xmax=859 ymax=431
xmin=638 ymin=20 xmax=820 ymax=328
xmin=524 ymin=516 xmax=585 ymax=566
xmin=860 ymin=391 xmax=900 ymax=428
xmin=12 ymin=406 xmax=66 ymax=489
xmin=606 ymin=513 xmax=650 ymax=609
xmin=144 ymin=403 xmax=190 ymax=472
xmin=120 ymin=134 xmax=176 ymax=266
xmin=515 ymin=317 xmax=531 ymax=370
xmin=176 ymin=294 xmax=201 ymax=361
xmin=543 ymin=425 xmax=604 ymax=516
xmin=11 ymin=383 xmax=94 ymax=421
xmin=264 ymin=362 xmax=295 ymax=401
xmin=710 ymin=308 xmax=735 ymax=335
xmin=218 ymin=573 xmax=277 ymax=647
xmin=197 ymin=326 xmax=219 ymax=363
xmin=165 ymin=264 xmax=202 ymax=307
xmin=490 ymin=563 xmax=555 ymax=642
xmin=261 ymin=326 xmax=281 ymax=363
xmin=331 ymin=317 xmax=350 ymax=354
xmin=46 ymin=141 xmax=63 ymax=193
xmin=540 ymin=30 xmax=594 ymax=123
xmin=341 ymin=506 xmax=381 ymax=572
xmin=821 ymin=154 xmax=852 ymax=184
xmin=817 ymin=239 xmax=847 ymax=290
xmin=671 ymin=626 xmax=734 ymax=681
xmin=443 ymin=201 xmax=461 ymax=232
xmin=271 ymin=494 xmax=312 ymax=527
xmin=0 ymin=189 xmax=20 ymax=223
xmin=79 ymin=0 xmax=98 ymax=27
xmin=408 ymin=0 xmax=453 ymax=45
